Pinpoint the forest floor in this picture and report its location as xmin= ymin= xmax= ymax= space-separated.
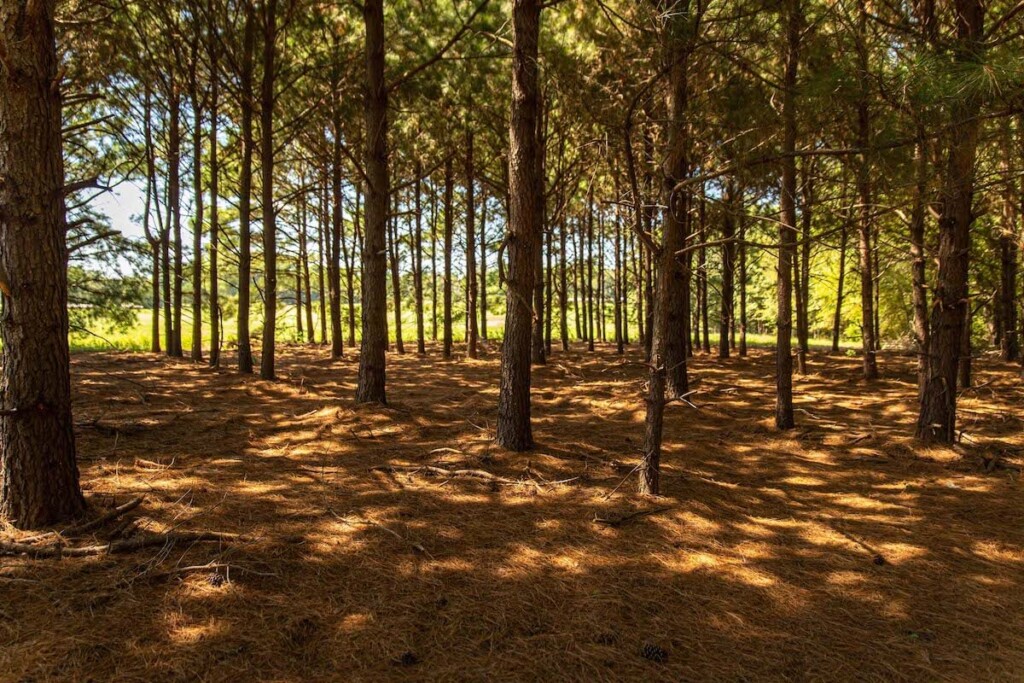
xmin=2 ymin=344 xmax=1023 ymax=682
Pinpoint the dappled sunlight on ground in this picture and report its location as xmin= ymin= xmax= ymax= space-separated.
xmin=1 ymin=343 xmax=1022 ymax=680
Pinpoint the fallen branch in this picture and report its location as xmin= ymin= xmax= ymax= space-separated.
xmin=370 ymin=464 xmax=519 ymax=485
xmin=61 ymin=496 xmax=144 ymax=537
xmin=0 ymin=531 xmax=244 ymax=559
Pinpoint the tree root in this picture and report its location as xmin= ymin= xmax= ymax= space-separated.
xmin=0 ymin=531 xmax=245 ymax=558
xmin=370 ymin=464 xmax=519 ymax=485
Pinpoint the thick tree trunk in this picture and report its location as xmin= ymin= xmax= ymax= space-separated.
xmin=237 ymin=0 xmax=255 ymax=374
xmin=357 ymin=0 xmax=389 ymax=403
xmin=466 ymin=131 xmax=479 ymax=358
xmin=776 ymin=0 xmax=800 ymax=430
xmin=497 ymin=0 xmax=541 ymax=451
xmin=916 ymin=0 xmax=984 ymax=443
xmin=0 ymin=0 xmax=85 ymax=528
xmin=640 ymin=0 xmax=694 ymax=495
xmin=259 ymin=0 xmax=278 ymax=380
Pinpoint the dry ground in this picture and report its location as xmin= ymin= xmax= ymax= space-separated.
xmin=1 ymin=343 xmax=1022 ymax=682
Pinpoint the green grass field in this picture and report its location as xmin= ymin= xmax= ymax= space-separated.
xmin=71 ymin=306 xmax=856 ymax=355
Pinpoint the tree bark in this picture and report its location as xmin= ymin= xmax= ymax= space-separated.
xmin=259 ymin=0 xmax=278 ymax=380
xmin=497 ymin=0 xmax=541 ymax=451
xmin=357 ymin=0 xmax=389 ymax=403
xmin=776 ymin=0 xmax=801 ymax=430
xmin=414 ymin=163 xmax=426 ymax=354
xmin=190 ymin=36 xmax=204 ymax=363
xmin=916 ymin=0 xmax=984 ymax=443
xmin=237 ymin=0 xmax=255 ymax=374
xmin=208 ymin=33 xmax=220 ymax=367
xmin=909 ymin=136 xmax=929 ymax=395
xmin=466 ymin=130 xmax=479 ymax=358
xmin=0 ymin=0 xmax=86 ymax=528
xmin=719 ymin=178 xmax=736 ymax=359
xmin=388 ymin=204 xmax=405 ymax=354
xmin=443 ymin=156 xmax=454 ymax=359
xmin=169 ymin=75 xmax=184 ymax=358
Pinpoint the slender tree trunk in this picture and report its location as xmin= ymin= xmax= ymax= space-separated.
xmin=614 ymin=201 xmax=624 ymax=355
xmin=699 ymin=193 xmax=710 ymax=354
xmin=431 ymin=189 xmax=438 ymax=342
xmin=832 ymin=216 xmax=849 ymax=355
xmin=480 ymin=193 xmax=489 ymax=340
xmin=142 ymin=86 xmax=161 ymax=354
xmin=169 ymin=78 xmax=184 ymax=358
xmin=776 ymin=0 xmax=801 ymax=430
xmin=357 ymin=0 xmax=389 ymax=403
xmin=559 ymin=216 xmax=570 ymax=351
xmin=414 ymin=164 xmax=426 ymax=354
xmin=208 ymin=41 xmax=220 ymax=366
xmin=466 ymin=131 xmax=479 ymax=358
xmin=910 ymin=136 xmax=929 ymax=394
xmin=443 ymin=156 xmax=454 ymax=359
xmin=347 ymin=188 xmax=359 ymax=348
xmin=302 ymin=192 xmax=314 ymax=343
xmin=190 ymin=41 xmax=204 ymax=362
xmin=959 ymin=297 xmax=973 ymax=388
xmin=586 ymin=193 xmax=595 ymax=353
xmin=719 ymin=181 xmax=736 ymax=359
xmin=237 ymin=0 xmax=255 ymax=374
xmin=546 ymin=220 xmax=554 ymax=353
xmin=572 ymin=224 xmax=582 ymax=340
xmin=999 ymin=129 xmax=1019 ymax=361
xmin=855 ymin=0 xmax=878 ymax=380
xmin=738 ymin=194 xmax=748 ymax=357
xmin=916 ymin=0 xmax=984 ymax=443
xmin=598 ymin=211 xmax=606 ymax=343
xmin=388 ymin=206 xmax=405 ymax=354
xmin=329 ymin=114 xmax=345 ymax=358
xmin=317 ymin=179 xmax=327 ymax=345
xmin=497 ymin=0 xmax=542 ymax=451
xmin=0 ymin=0 xmax=85 ymax=527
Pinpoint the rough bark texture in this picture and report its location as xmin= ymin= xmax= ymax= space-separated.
xmin=910 ymin=137 xmax=929 ymax=395
xmin=259 ymin=0 xmax=278 ymax=381
xmin=855 ymin=0 xmax=878 ymax=380
xmin=0 ymin=0 xmax=86 ymax=528
xmin=443 ymin=157 xmax=454 ymax=360
xmin=915 ymin=0 xmax=983 ymax=443
xmin=237 ymin=0 xmax=255 ymax=374
xmin=169 ymin=78 xmax=183 ymax=358
xmin=329 ymin=111 xmax=345 ymax=359
xmin=776 ymin=0 xmax=800 ymax=431
xmin=414 ymin=167 xmax=426 ymax=355
xmin=497 ymin=0 xmax=541 ymax=451
xmin=208 ymin=40 xmax=220 ymax=367
xmin=190 ymin=40 xmax=204 ymax=363
xmin=357 ymin=0 xmax=389 ymax=403
xmin=719 ymin=180 xmax=736 ymax=359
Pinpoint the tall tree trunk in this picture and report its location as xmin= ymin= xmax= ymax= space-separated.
xmin=572 ymin=224 xmax=582 ymax=340
xmin=237 ymin=0 xmax=255 ymax=374
xmin=357 ymin=0 xmax=389 ymax=403
xmin=795 ymin=162 xmax=812 ymax=373
xmin=497 ymin=0 xmax=541 ymax=451
xmin=738 ymin=193 xmax=748 ymax=357
xmin=916 ymin=0 xmax=984 ymax=443
xmin=614 ymin=200 xmax=624 ymax=355
xmin=259 ymin=0 xmax=278 ymax=380
xmin=347 ymin=188 xmax=359 ymax=348
xmin=720 ymin=179 xmax=736 ymax=359
xmin=910 ymin=135 xmax=929 ymax=395
xmin=999 ymin=127 xmax=1019 ymax=362
xmin=466 ymin=131 xmax=479 ymax=358
xmin=388 ymin=206 xmax=405 ymax=354
xmin=855 ymin=0 xmax=878 ymax=380
xmin=414 ymin=164 xmax=426 ymax=354
xmin=302 ymin=191 xmax=314 ymax=342
xmin=959 ymin=297 xmax=973 ymax=388
xmin=480 ymin=193 xmax=489 ymax=340
xmin=832 ymin=215 xmax=849 ymax=355
xmin=640 ymin=0 xmax=694 ymax=495
xmin=169 ymin=77 xmax=184 ymax=358
xmin=431 ymin=189 xmax=438 ymax=342
xmin=586 ymin=193 xmax=595 ymax=353
xmin=776 ymin=0 xmax=801 ymax=430
xmin=329 ymin=112 xmax=345 ymax=358
xmin=0 ymin=0 xmax=85 ymax=528
xmin=532 ymin=127 xmax=547 ymax=365
xmin=559 ymin=217 xmax=570 ymax=351
xmin=142 ymin=85 xmax=161 ymax=354
xmin=190 ymin=39 xmax=204 ymax=362
xmin=443 ymin=156 xmax=454 ymax=359
xmin=699 ymin=193 xmax=710 ymax=354
xmin=317 ymin=178 xmax=327 ymax=345
xmin=208 ymin=36 xmax=220 ymax=366
xmin=598 ymin=210 xmax=606 ymax=343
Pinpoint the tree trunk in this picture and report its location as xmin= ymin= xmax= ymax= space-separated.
xmin=466 ymin=130 xmax=479 ymax=358
xmin=317 ymin=178 xmax=327 ymax=345
xmin=237 ymin=0 xmax=255 ymax=374
xmin=388 ymin=206 xmax=405 ymax=354
xmin=776 ymin=0 xmax=801 ymax=430
xmin=208 ymin=36 xmax=220 ymax=366
xmin=414 ymin=164 xmax=426 ymax=354
xmin=169 ymin=77 xmax=184 ymax=358
xmin=719 ymin=178 xmax=736 ymax=359
xmin=559 ymin=217 xmax=570 ymax=351
xmin=190 ymin=38 xmax=204 ymax=362
xmin=480 ymin=193 xmax=488 ymax=340
xmin=916 ymin=0 xmax=984 ymax=443
xmin=301 ymin=191 xmax=314 ymax=342
xmin=497 ymin=0 xmax=541 ymax=451
xmin=586 ymin=193 xmax=595 ymax=353
xmin=795 ymin=162 xmax=812 ymax=373
xmin=259 ymin=0 xmax=278 ymax=380
xmin=347 ymin=188 xmax=359 ymax=348
xmin=832 ymin=214 xmax=849 ymax=355
xmin=431 ymin=189 xmax=438 ymax=342
xmin=738 ymin=193 xmax=748 ymax=357
xmin=0 ymin=0 xmax=86 ymax=528
xmin=142 ymin=86 xmax=161 ymax=354
xmin=910 ymin=136 xmax=929 ymax=395
xmin=357 ymin=0 xmax=389 ymax=403
xmin=443 ymin=156 xmax=454 ymax=359
xmin=329 ymin=112 xmax=345 ymax=358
